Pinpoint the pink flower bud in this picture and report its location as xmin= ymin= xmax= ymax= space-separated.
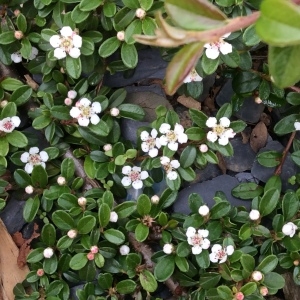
xmin=110 ymin=211 xmax=118 ymax=222
xmin=14 ymin=31 xmax=23 ymax=40
xmin=110 ymin=107 xmax=120 ymax=117
xmin=119 ymin=245 xmax=130 ymax=255
xmin=103 ymin=144 xmax=112 ymax=151
xmin=78 ymin=197 xmax=87 ymax=206
xmin=135 ymin=8 xmax=146 ymax=19
xmin=251 ymin=270 xmax=263 ymax=282
xmin=235 ymin=292 xmax=244 ymax=300
xmin=87 ymin=252 xmax=94 ymax=260
xmin=199 ymin=144 xmax=208 ymax=153
xmin=255 ymin=97 xmax=262 ymax=104
xmin=64 ymin=98 xmax=73 ymax=106
xmin=294 ymin=260 xmax=300 ymax=266
xmin=260 ymin=286 xmax=268 ymax=296
xmin=14 ymin=9 xmax=21 ymax=16
xmin=151 ymin=195 xmax=160 ymax=204
xmin=117 ymin=31 xmax=125 ymax=41
xmin=67 ymin=229 xmax=78 ymax=239
xmin=90 ymin=245 xmax=99 ymax=254
xmin=25 ymin=185 xmax=34 ymax=194
xmin=67 ymin=90 xmax=77 ymax=99
xmin=43 ymin=247 xmax=54 ymax=258
xmin=57 ymin=176 xmax=66 ymax=185
xmin=36 ymin=269 xmax=44 ymax=276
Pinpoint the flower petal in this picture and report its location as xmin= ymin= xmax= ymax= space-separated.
xmin=72 ymin=35 xmax=82 ymax=48
xmin=192 ymin=246 xmax=202 ymax=255
xmin=201 ymin=238 xmax=210 ymax=249
xmin=205 ymin=45 xmax=220 ymax=59
xmin=174 ymin=123 xmax=184 ymax=134
xmin=11 ymin=116 xmax=21 ymax=127
xmin=140 ymin=131 xmax=149 ymax=141
xmin=90 ymin=114 xmax=100 ymax=125
xmin=219 ymin=255 xmax=227 ymax=263
xmin=20 ymin=152 xmax=29 ymax=163
xmin=78 ymin=117 xmax=89 ymax=126
xmin=167 ymin=171 xmax=177 ymax=180
xmin=177 ymin=133 xmax=188 ymax=144
xmin=218 ymin=135 xmax=229 ymax=146
xmin=207 ymin=131 xmax=218 ymax=143
xmin=186 ymin=227 xmax=196 ymax=237
xmin=49 ymin=35 xmax=61 ymax=48
xmin=132 ymin=180 xmax=143 ymax=189
xmin=159 ymin=135 xmax=168 ymax=146
xmin=159 ymin=123 xmax=171 ymax=134
xmin=70 ymin=107 xmax=81 ymax=118
xmin=141 ymin=142 xmax=150 ymax=152
xmin=168 ymin=142 xmax=178 ymax=151
xmin=160 ymin=156 xmax=170 ymax=165
xmin=69 ymin=47 xmax=81 ymax=59
xmin=121 ymin=176 xmax=131 ymax=187
xmin=60 ymin=26 xmax=73 ymax=37
xmin=92 ymin=102 xmax=102 ymax=113
xmin=170 ymin=160 xmax=180 ymax=169
xmin=226 ymin=245 xmax=234 ymax=256
xmin=132 ymin=166 xmax=141 ymax=172
xmin=211 ymin=244 xmax=222 ymax=252
xmin=29 ymin=147 xmax=39 ymax=154
xmin=219 ymin=41 xmax=232 ymax=55
xmin=39 ymin=151 xmax=49 ymax=162
xmin=199 ymin=229 xmax=209 ymax=238
xmin=11 ymin=52 xmax=22 ymax=63
xmin=80 ymin=98 xmax=91 ymax=106
xmin=206 ymin=117 xmax=217 ymax=128
xmin=122 ymin=166 xmax=131 ymax=175
xmin=151 ymin=128 xmax=158 ymax=138
xmin=209 ymin=253 xmax=219 ymax=263
xmin=219 ymin=117 xmax=230 ymax=127
xmin=54 ymin=48 xmax=66 ymax=59
xmin=140 ymin=171 xmax=149 ymax=180
xmin=148 ymin=148 xmax=158 ymax=158
xmin=25 ymin=163 xmax=33 ymax=174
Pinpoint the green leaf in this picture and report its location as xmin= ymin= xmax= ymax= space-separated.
xmin=282 ymin=235 xmax=300 ymax=252
xmin=287 ymin=92 xmax=300 ymax=106
xmin=61 ymin=158 xmax=75 ymax=180
xmin=98 ymin=203 xmax=111 ymax=228
xmin=125 ymin=19 xmax=142 ymax=44
xmin=154 ymin=255 xmax=175 ymax=282
xmin=118 ymin=103 xmax=145 ymax=120
xmin=185 ymin=127 xmax=205 ymax=141
xmin=139 ymin=270 xmax=158 ymax=292
xmin=216 ymin=103 xmax=232 ymax=120
xmin=221 ymin=49 xmax=240 ymax=68
xmin=274 ymin=114 xmax=300 ymax=135
xmin=166 ymin=42 xmax=204 ymax=95
xmin=51 ymin=105 xmax=71 ymax=120
xmin=259 ymin=188 xmax=280 ymax=216
xmin=257 ymin=151 xmax=281 ymax=167
xmin=69 ymin=253 xmax=88 ymax=270
xmin=31 ymin=165 xmax=48 ymax=188
xmin=142 ymin=17 xmax=157 ymax=35
xmin=135 ymin=223 xmax=149 ymax=242
xmin=199 ymin=272 xmax=221 ymax=289
xmin=121 ymin=43 xmax=138 ymax=68
xmin=232 ymin=71 xmax=261 ymax=94
xmin=256 ymin=0 xmax=300 ymax=46
xmin=32 ymin=116 xmax=52 ymax=130
xmin=11 ymin=86 xmax=33 ymax=106
xmin=243 ymin=24 xmax=260 ymax=46
xmin=269 ymin=44 xmax=300 ymax=88
xmin=282 ymin=191 xmax=299 ymax=221
xmin=240 ymin=254 xmax=255 ymax=273
xmin=114 ymin=201 xmax=136 ymax=218
xmin=104 ymin=229 xmax=125 ymax=245
xmin=0 ymin=31 xmax=16 ymax=45
xmin=66 ymin=56 xmax=82 ymax=79
xmin=1 ymin=102 xmax=17 ymax=118
xmin=256 ymin=255 xmax=278 ymax=274
xmin=210 ymin=202 xmax=231 ymax=219
xmin=217 ymin=285 xmax=233 ymax=300
xmin=6 ymin=131 xmax=28 ymax=148
xmin=165 ymin=0 xmax=226 ymax=31
xmin=0 ymin=78 xmax=23 ymax=91
xmin=14 ymin=169 xmax=32 ymax=188
xmin=41 ymin=223 xmax=56 ymax=247
xmin=98 ymin=273 xmax=113 ymax=290
xmin=240 ymin=282 xmax=257 ymax=296
xmin=137 ymin=194 xmax=151 ymax=216
xmin=16 ymin=13 xmax=27 ymax=32
xmin=231 ymin=183 xmax=263 ymax=200
xmin=23 ymin=196 xmax=40 ymax=222
xmin=263 ymin=272 xmax=285 ymax=290
xmin=98 ymin=37 xmax=120 ymax=58
xmin=175 ymin=256 xmax=189 ymax=272
xmin=180 ymin=145 xmax=197 ymax=168
xmin=202 ymin=54 xmax=219 ymax=75
xmin=52 ymin=210 xmax=75 ymax=231
xmin=79 ymin=0 xmax=103 ymax=11
xmin=46 ymin=280 xmax=64 ymax=296
xmin=78 ymin=215 xmax=96 ymax=234
xmin=189 ymin=108 xmax=208 ymax=127
xmin=26 ymin=248 xmax=44 ymax=263
xmin=116 ymin=280 xmax=137 ymax=294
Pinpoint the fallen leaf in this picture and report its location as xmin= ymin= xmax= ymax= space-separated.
xmin=250 ymin=121 xmax=268 ymax=153
xmin=177 ymin=95 xmax=201 ymax=110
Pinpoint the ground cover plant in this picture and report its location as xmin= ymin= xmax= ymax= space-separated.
xmin=1 ymin=0 xmax=300 ymax=299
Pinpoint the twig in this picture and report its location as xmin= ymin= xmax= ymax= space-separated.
xmin=128 ymin=232 xmax=187 ymax=298
xmin=274 ymin=131 xmax=296 ymax=175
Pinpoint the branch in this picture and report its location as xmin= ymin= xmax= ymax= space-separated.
xmin=128 ymin=232 xmax=187 ymax=298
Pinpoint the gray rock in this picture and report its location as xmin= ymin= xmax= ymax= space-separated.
xmin=103 ymin=48 xmax=168 ymax=87
xmin=120 ymin=119 xmax=149 ymax=145
xmin=251 ymin=140 xmax=300 ymax=191
xmin=173 ymin=175 xmax=251 ymax=215
xmin=199 ymin=74 xmax=216 ymax=102
xmin=69 ymin=284 xmax=85 ymax=300
xmin=125 ymin=84 xmax=165 ymax=98
xmin=235 ymin=172 xmax=259 ymax=183
xmin=223 ymin=136 xmax=256 ymax=172
xmin=216 ymin=80 xmax=265 ymax=123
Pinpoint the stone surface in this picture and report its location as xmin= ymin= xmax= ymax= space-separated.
xmin=125 ymin=84 xmax=165 ymax=98
xmin=120 ymin=119 xmax=149 ymax=146
xmin=251 ymin=140 xmax=300 ymax=191
xmin=103 ymin=48 xmax=168 ymax=87
xmin=198 ymin=74 xmax=216 ymax=103
xmin=223 ymin=136 xmax=256 ymax=172
xmin=216 ymin=80 xmax=265 ymax=123
xmin=235 ymin=172 xmax=259 ymax=184
xmin=173 ymin=174 xmax=251 ymax=215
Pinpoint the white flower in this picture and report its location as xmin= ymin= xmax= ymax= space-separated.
xmin=160 ymin=156 xmax=180 ymax=180
xmin=0 ymin=116 xmax=21 ymax=133
xmin=70 ymin=98 xmax=101 ymax=126
xmin=249 ymin=209 xmax=260 ymax=221
xmin=163 ymin=243 xmax=174 ymax=254
xmin=209 ymin=244 xmax=234 ymax=263
xmin=183 ymin=68 xmax=203 ymax=83
xmin=159 ymin=123 xmax=188 ymax=151
xmin=20 ymin=147 xmax=49 ymax=174
xmin=120 ymin=245 xmax=130 ymax=255
xmin=198 ymin=205 xmax=210 ymax=217
xmin=204 ymin=33 xmax=232 ymax=59
xmin=67 ymin=229 xmax=78 ymax=239
xmin=282 ymin=222 xmax=298 ymax=237
xmin=294 ymin=121 xmax=300 ymax=131
xmin=206 ymin=117 xmax=236 ymax=146
xmin=11 ymin=52 xmax=22 ymax=63
xmin=68 ymin=90 xmax=77 ymax=99
xmin=25 ymin=185 xmax=34 ymax=194
xmin=151 ymin=195 xmax=160 ymax=204
xmin=110 ymin=211 xmax=118 ymax=222
xmin=43 ymin=247 xmax=54 ymax=258
xmin=251 ymin=270 xmax=263 ymax=281
xmin=50 ymin=26 xmax=82 ymax=59
xmin=78 ymin=197 xmax=87 ymax=206
xmin=57 ymin=176 xmax=66 ymax=185
xmin=121 ymin=166 xmax=149 ymax=190
xmin=140 ymin=129 xmax=161 ymax=158
xmin=186 ymin=226 xmax=210 ymax=255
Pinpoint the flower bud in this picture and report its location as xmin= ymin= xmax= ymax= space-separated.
xmin=163 ymin=243 xmax=174 ymax=254
xmin=103 ymin=144 xmax=112 ymax=151
xmin=57 ymin=176 xmax=66 ymax=186
xmin=282 ymin=222 xmax=298 ymax=237
xmin=135 ymin=8 xmax=146 ymax=19
xmin=78 ymin=197 xmax=87 ymax=206
xmin=151 ymin=195 xmax=160 ymax=204
xmin=249 ymin=209 xmax=260 ymax=221
xmin=67 ymin=229 xmax=78 ymax=239
xmin=120 ymin=245 xmax=130 ymax=255
xmin=0 ymin=100 xmax=8 ymax=108
xmin=117 ymin=31 xmax=125 ymax=41
xmin=110 ymin=211 xmax=118 ymax=222
xmin=68 ymin=90 xmax=77 ymax=99
xmin=260 ymin=286 xmax=268 ymax=296
xmin=110 ymin=107 xmax=120 ymax=117
xmin=255 ymin=97 xmax=262 ymax=104
xmin=64 ymin=98 xmax=73 ymax=106
xmin=235 ymin=292 xmax=244 ymax=300
xmin=87 ymin=252 xmax=94 ymax=260
xmin=36 ymin=269 xmax=44 ymax=277
xmin=90 ymin=245 xmax=99 ymax=254
xmin=43 ymin=247 xmax=54 ymax=258
xmin=294 ymin=260 xmax=300 ymax=266
xmin=199 ymin=144 xmax=208 ymax=153
xmin=251 ymin=270 xmax=263 ymax=281
xmin=14 ymin=9 xmax=21 ymax=17
xmin=25 ymin=185 xmax=34 ymax=194
xmin=198 ymin=205 xmax=210 ymax=217
xmin=14 ymin=30 xmax=23 ymax=40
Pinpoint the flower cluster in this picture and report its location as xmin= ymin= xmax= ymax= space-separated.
xmin=70 ymin=98 xmax=101 ymax=126
xmin=204 ymin=33 xmax=232 ymax=60
xmin=209 ymin=244 xmax=234 ymax=263
xmin=121 ymin=166 xmax=149 ymax=190
xmin=20 ymin=147 xmax=49 ymax=174
xmin=186 ymin=227 xmax=210 ymax=255
xmin=206 ymin=116 xmax=236 ymax=146
xmin=0 ymin=116 xmax=21 ymax=133
xmin=50 ymin=26 xmax=82 ymax=59
xmin=140 ymin=129 xmax=160 ymax=158
xmin=159 ymin=123 xmax=188 ymax=151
